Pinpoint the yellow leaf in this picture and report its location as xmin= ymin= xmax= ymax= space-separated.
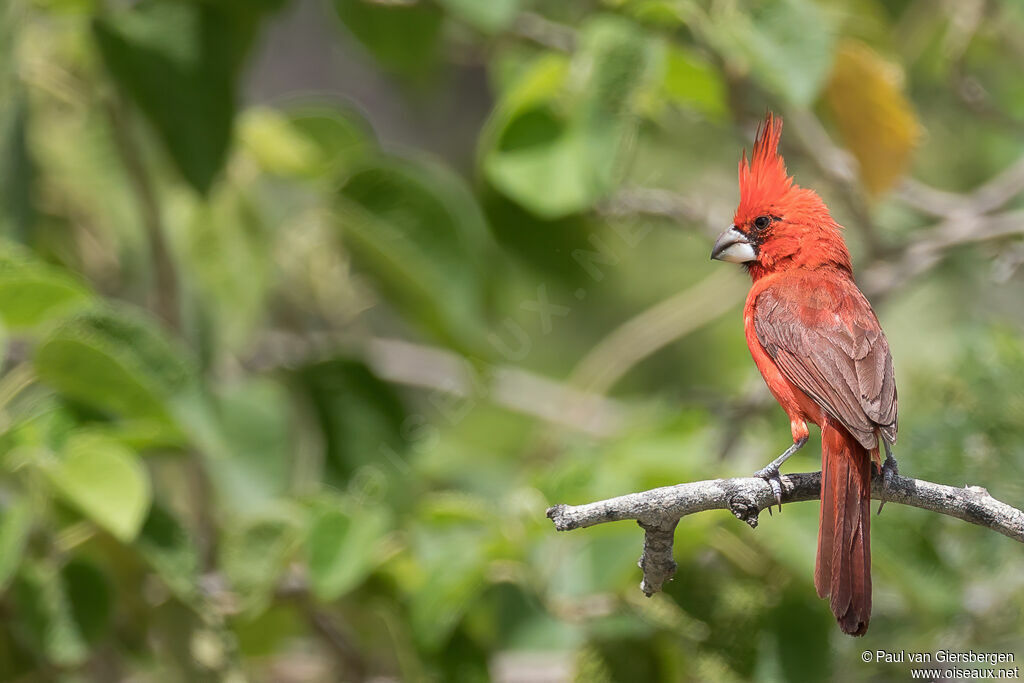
xmin=825 ymin=40 xmax=921 ymax=197
xmin=237 ymin=108 xmax=320 ymax=177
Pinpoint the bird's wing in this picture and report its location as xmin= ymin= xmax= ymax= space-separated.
xmin=753 ymin=275 xmax=897 ymax=449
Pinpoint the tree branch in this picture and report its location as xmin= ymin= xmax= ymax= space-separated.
xmin=895 ymin=155 xmax=1024 ymax=218
xmin=245 ymin=333 xmax=628 ymax=437
xmin=568 ymin=268 xmax=747 ymax=395
xmin=546 ymin=472 xmax=1024 ymax=597
xmin=600 ymin=188 xmax=717 ymax=237
xmin=862 ymin=208 xmax=1024 ymax=298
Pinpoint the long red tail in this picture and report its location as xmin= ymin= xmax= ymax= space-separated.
xmin=815 ymin=422 xmax=873 ymax=636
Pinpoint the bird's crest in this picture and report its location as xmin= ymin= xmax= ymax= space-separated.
xmin=736 ymin=112 xmax=796 ymax=220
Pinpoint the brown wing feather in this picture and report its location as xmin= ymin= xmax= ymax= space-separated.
xmin=753 ymin=274 xmax=897 ymax=449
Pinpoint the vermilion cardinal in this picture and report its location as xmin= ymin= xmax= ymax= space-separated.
xmin=711 ymin=113 xmax=898 ymax=636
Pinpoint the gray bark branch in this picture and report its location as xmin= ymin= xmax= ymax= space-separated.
xmin=546 ymin=472 xmax=1024 ymax=597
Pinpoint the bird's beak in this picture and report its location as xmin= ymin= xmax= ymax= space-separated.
xmin=710 ymin=226 xmax=757 ymax=263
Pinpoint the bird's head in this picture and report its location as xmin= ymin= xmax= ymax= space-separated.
xmin=711 ymin=112 xmax=852 ymax=279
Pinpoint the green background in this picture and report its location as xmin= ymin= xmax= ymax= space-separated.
xmin=0 ymin=0 xmax=1022 ymax=680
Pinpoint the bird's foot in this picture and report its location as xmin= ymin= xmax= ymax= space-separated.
xmin=877 ymin=451 xmax=899 ymax=515
xmin=753 ymin=464 xmax=784 ymax=513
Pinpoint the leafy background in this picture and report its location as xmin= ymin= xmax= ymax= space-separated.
xmin=1 ymin=0 xmax=1023 ymax=681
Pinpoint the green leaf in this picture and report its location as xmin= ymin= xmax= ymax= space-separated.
xmin=214 ymin=378 xmax=293 ymax=503
xmin=482 ymin=17 xmax=655 ymax=218
xmin=62 ymin=559 xmax=113 ymax=646
xmin=333 ymin=0 xmax=443 ymax=77
xmin=287 ymin=105 xmax=376 ymax=179
xmin=771 ymin=587 xmax=833 ymax=681
xmin=9 ymin=558 xmax=111 ymax=664
xmin=408 ymin=532 xmax=488 ymax=651
xmin=701 ymin=0 xmax=836 ymax=106
xmin=219 ymin=511 xmax=303 ymax=616
xmin=335 ymin=157 xmax=492 ymax=351
xmin=482 ymin=187 xmax=599 ymax=284
xmin=12 ymin=561 xmax=89 ymax=667
xmin=93 ymin=0 xmax=275 ymax=193
xmin=0 ymin=498 xmax=31 ymax=591
xmin=307 ymin=502 xmax=391 ymax=602
xmin=135 ymin=504 xmax=201 ymax=604
xmin=238 ymin=102 xmax=378 ymax=180
xmin=177 ymin=186 xmax=272 ymax=353
xmin=622 ymin=0 xmax=687 ymax=27
xmin=0 ymin=92 xmax=35 ymax=241
xmin=34 ymin=305 xmax=194 ymax=428
xmin=483 ymin=103 xmax=591 ymax=219
xmin=659 ymin=45 xmax=727 ymax=119
xmin=233 ymin=604 xmax=304 ymax=658
xmin=44 ymin=432 xmax=152 ymax=542
xmin=237 ymin=103 xmax=379 ymax=181
xmin=237 ymin=107 xmax=322 ymax=178
xmin=167 ymin=388 xmax=293 ymax=516
xmin=0 ymin=395 xmax=77 ymax=460
xmin=437 ymin=0 xmax=519 ymax=33
xmin=298 ymin=358 xmax=408 ymax=486
xmin=0 ymin=241 xmax=92 ymax=329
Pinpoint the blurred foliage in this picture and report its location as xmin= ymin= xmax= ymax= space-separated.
xmin=826 ymin=39 xmax=922 ymax=197
xmin=0 ymin=0 xmax=1022 ymax=681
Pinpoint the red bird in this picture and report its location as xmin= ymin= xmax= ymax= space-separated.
xmin=711 ymin=113 xmax=898 ymax=636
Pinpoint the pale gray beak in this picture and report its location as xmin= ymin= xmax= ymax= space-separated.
xmin=710 ymin=226 xmax=756 ymax=263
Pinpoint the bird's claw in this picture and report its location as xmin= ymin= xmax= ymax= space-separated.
xmin=754 ymin=465 xmax=784 ymax=513
xmin=877 ymin=451 xmax=899 ymax=515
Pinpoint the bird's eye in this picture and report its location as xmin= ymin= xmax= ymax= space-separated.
xmin=753 ymin=216 xmax=771 ymax=231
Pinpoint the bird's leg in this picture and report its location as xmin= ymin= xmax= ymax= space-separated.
xmin=877 ymin=440 xmax=899 ymax=515
xmin=754 ymin=436 xmax=807 ymax=512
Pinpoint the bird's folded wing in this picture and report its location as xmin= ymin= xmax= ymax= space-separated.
xmin=753 ymin=279 xmax=897 ymax=449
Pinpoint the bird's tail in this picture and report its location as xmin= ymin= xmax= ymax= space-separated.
xmin=815 ymin=422 xmax=873 ymax=636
